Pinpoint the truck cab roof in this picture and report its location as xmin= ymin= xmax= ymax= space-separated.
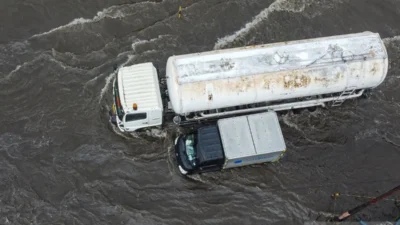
xmin=117 ymin=62 xmax=163 ymax=114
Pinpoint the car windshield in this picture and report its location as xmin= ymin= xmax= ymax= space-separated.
xmin=185 ymin=134 xmax=197 ymax=167
xmin=113 ymin=79 xmax=124 ymax=121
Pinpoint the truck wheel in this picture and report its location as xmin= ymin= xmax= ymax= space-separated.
xmin=307 ymin=106 xmax=317 ymax=112
xmin=362 ymin=89 xmax=372 ymax=99
xmin=277 ymin=110 xmax=289 ymax=115
xmin=293 ymin=108 xmax=303 ymax=114
xmin=173 ymin=116 xmax=182 ymax=125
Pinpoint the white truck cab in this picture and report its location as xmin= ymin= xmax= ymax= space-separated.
xmin=110 ymin=63 xmax=163 ymax=132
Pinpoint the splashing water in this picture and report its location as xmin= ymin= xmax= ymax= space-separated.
xmin=214 ymin=0 xmax=307 ymax=50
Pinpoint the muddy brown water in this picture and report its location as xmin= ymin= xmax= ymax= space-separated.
xmin=1 ymin=0 xmax=400 ymax=224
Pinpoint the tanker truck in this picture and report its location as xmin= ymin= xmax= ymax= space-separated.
xmin=109 ymin=31 xmax=388 ymax=132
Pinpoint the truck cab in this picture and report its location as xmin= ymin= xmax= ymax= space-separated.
xmin=109 ymin=63 xmax=164 ymax=132
xmin=174 ymin=126 xmax=225 ymax=175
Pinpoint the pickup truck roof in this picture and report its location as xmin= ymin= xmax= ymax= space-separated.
xmin=196 ymin=126 xmax=224 ymax=165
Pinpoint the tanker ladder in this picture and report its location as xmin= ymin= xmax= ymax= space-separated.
xmin=331 ymin=87 xmax=357 ymax=107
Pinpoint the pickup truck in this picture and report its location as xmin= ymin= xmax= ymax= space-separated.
xmin=174 ymin=111 xmax=287 ymax=175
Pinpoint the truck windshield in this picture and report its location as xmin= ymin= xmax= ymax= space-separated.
xmin=185 ymin=135 xmax=197 ymax=167
xmin=113 ymin=79 xmax=124 ymax=121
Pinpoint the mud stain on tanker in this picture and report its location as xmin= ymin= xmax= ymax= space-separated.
xmin=262 ymin=78 xmax=271 ymax=89
xmin=253 ymin=72 xmax=311 ymax=90
xmin=212 ymin=75 xmax=255 ymax=94
xmin=314 ymin=71 xmax=345 ymax=87
xmin=370 ymin=62 xmax=379 ymax=75
xmin=212 ymin=68 xmax=348 ymax=96
xmin=282 ymin=71 xmax=312 ymax=89
xmin=219 ymin=58 xmax=235 ymax=71
xmin=369 ymin=49 xmax=376 ymax=57
xmin=314 ymin=76 xmax=330 ymax=87
xmin=180 ymin=82 xmax=206 ymax=101
xmin=232 ymin=76 xmax=252 ymax=92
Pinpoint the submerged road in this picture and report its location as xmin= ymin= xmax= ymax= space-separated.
xmin=0 ymin=0 xmax=400 ymax=224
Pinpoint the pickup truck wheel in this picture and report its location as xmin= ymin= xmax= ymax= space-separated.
xmin=178 ymin=165 xmax=188 ymax=175
xmin=174 ymin=136 xmax=179 ymax=145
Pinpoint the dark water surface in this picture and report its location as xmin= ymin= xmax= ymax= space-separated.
xmin=1 ymin=0 xmax=400 ymax=224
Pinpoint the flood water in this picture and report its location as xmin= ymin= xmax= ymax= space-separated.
xmin=1 ymin=0 xmax=400 ymax=224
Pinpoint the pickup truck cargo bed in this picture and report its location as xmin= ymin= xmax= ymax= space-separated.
xmin=217 ymin=111 xmax=286 ymax=169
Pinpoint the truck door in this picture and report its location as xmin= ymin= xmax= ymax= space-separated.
xmin=124 ymin=112 xmax=149 ymax=131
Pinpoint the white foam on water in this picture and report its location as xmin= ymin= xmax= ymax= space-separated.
xmin=48 ymin=57 xmax=69 ymax=70
xmin=31 ymin=1 xmax=160 ymax=38
xmin=145 ymin=128 xmax=167 ymax=138
xmin=99 ymin=72 xmax=117 ymax=102
xmin=383 ymin=133 xmax=400 ymax=147
xmin=383 ymin=35 xmax=400 ymax=45
xmin=132 ymin=40 xmax=150 ymax=51
xmin=281 ymin=114 xmax=303 ymax=132
xmin=32 ymin=17 xmax=92 ymax=38
xmin=6 ymin=64 xmax=22 ymax=77
xmin=48 ymin=54 xmax=91 ymax=72
xmin=355 ymin=128 xmax=378 ymax=141
xmin=281 ymin=114 xmax=326 ymax=145
xmin=213 ymin=0 xmax=307 ymax=50
xmin=187 ymin=174 xmax=207 ymax=183
xmin=2 ymin=54 xmax=56 ymax=81
xmin=131 ymin=35 xmax=172 ymax=51
xmin=83 ymin=74 xmax=101 ymax=89
xmin=109 ymin=121 xmax=134 ymax=140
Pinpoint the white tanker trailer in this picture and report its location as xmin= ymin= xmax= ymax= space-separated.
xmin=109 ymin=31 xmax=388 ymax=132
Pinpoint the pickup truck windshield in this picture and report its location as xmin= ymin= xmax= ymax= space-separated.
xmin=185 ymin=135 xmax=197 ymax=167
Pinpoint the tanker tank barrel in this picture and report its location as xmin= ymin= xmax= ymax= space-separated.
xmin=165 ymin=31 xmax=388 ymax=120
